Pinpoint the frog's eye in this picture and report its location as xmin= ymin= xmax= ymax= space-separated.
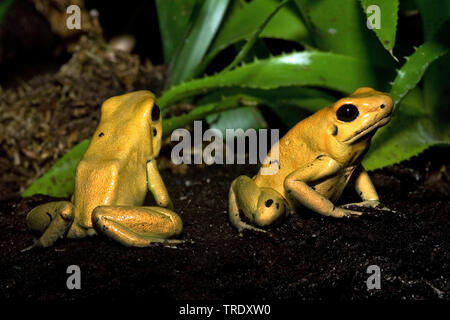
xmin=151 ymin=104 xmax=160 ymax=121
xmin=336 ymin=104 xmax=359 ymax=122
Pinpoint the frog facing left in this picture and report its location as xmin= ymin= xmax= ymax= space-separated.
xmin=25 ymin=91 xmax=183 ymax=249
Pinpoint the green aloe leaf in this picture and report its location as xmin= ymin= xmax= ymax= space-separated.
xmin=200 ymin=86 xmax=336 ymax=113
xmin=22 ymin=140 xmax=90 ymax=198
xmin=199 ymin=0 xmax=309 ymax=73
xmin=167 ymin=0 xmax=230 ymax=87
xmin=155 ymin=0 xmax=199 ymax=63
xmin=163 ymin=94 xmax=254 ymax=136
xmin=168 ymin=86 xmax=335 ymax=135
xmin=364 ymin=38 xmax=450 ymax=170
xmin=360 ymin=0 xmax=399 ymax=53
xmin=293 ymin=0 xmax=394 ymax=65
xmin=362 ymin=109 xmax=445 ymax=171
xmin=232 ymin=87 xmax=336 ymax=112
xmin=389 ymin=40 xmax=449 ymax=107
xmin=249 ymin=86 xmax=336 ymax=127
xmin=206 ymin=0 xmax=288 ymax=134
xmin=363 ymin=88 xmax=448 ymax=171
xmin=159 ymin=51 xmax=386 ymax=109
xmin=206 ymin=86 xmax=336 ymax=131
xmin=201 ymin=84 xmax=336 ymax=133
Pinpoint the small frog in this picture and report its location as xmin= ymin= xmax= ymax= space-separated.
xmin=229 ymin=87 xmax=394 ymax=233
xmin=25 ymin=91 xmax=183 ymax=249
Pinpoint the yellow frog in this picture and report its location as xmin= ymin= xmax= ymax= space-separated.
xmin=25 ymin=91 xmax=183 ymax=248
xmin=229 ymin=87 xmax=394 ymax=233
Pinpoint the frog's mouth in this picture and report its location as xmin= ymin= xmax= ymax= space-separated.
xmin=344 ymin=114 xmax=391 ymax=144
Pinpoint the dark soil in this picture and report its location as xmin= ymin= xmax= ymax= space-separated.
xmin=0 ymin=149 xmax=449 ymax=301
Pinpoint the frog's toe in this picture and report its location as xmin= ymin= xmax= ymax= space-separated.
xmin=241 ymin=224 xmax=268 ymax=235
xmin=163 ymin=238 xmax=196 ymax=248
xmin=374 ymin=204 xmax=397 ymax=213
xmin=342 ymin=200 xmax=396 ymax=213
xmin=341 ymin=200 xmax=378 ymax=209
xmin=21 ymin=239 xmax=42 ymax=252
xmin=343 ymin=210 xmax=363 ymax=217
xmin=334 ymin=207 xmax=363 ymax=218
xmin=229 ymin=216 xmax=268 ymax=235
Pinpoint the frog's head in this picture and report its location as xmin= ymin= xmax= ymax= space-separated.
xmin=98 ymin=91 xmax=163 ymax=158
xmin=328 ymin=87 xmax=393 ymax=145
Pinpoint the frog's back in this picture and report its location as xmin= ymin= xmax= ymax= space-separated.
xmin=254 ymin=109 xmax=328 ymax=197
xmin=72 ymin=91 xmax=154 ymax=226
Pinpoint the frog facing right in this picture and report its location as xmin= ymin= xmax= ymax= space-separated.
xmin=228 ymin=87 xmax=394 ymax=233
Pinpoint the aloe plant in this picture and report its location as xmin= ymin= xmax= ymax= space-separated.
xmin=23 ymin=0 xmax=449 ymax=197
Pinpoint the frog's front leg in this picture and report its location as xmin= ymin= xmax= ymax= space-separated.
xmin=341 ymin=166 xmax=395 ymax=212
xmin=92 ymin=206 xmax=183 ymax=247
xmin=284 ymin=155 xmax=362 ymax=218
xmin=24 ymin=201 xmax=74 ymax=250
xmin=147 ymin=159 xmax=174 ymax=210
xmin=229 ymin=175 xmax=287 ymax=233
xmin=91 ymin=158 xmax=183 ymax=247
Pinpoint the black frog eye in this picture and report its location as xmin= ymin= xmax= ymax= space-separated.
xmin=151 ymin=104 xmax=160 ymax=121
xmin=336 ymin=104 xmax=359 ymax=122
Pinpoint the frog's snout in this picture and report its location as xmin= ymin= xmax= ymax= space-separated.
xmin=379 ymin=102 xmax=393 ymax=119
xmin=379 ymin=94 xmax=394 ymax=113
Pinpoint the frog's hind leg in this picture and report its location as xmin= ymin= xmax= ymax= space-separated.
xmin=229 ymin=175 xmax=286 ymax=234
xmin=92 ymin=206 xmax=183 ymax=247
xmin=24 ymin=201 xmax=74 ymax=250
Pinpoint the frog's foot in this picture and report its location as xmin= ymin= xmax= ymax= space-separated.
xmin=228 ymin=215 xmax=268 ymax=235
xmin=92 ymin=206 xmax=183 ymax=247
xmin=24 ymin=201 xmax=74 ymax=250
xmin=334 ymin=206 xmax=363 ymax=218
xmin=341 ymin=200 xmax=396 ymax=213
xmin=66 ymin=222 xmax=97 ymax=239
xmin=21 ymin=239 xmax=41 ymax=252
xmin=229 ymin=176 xmax=287 ymax=234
